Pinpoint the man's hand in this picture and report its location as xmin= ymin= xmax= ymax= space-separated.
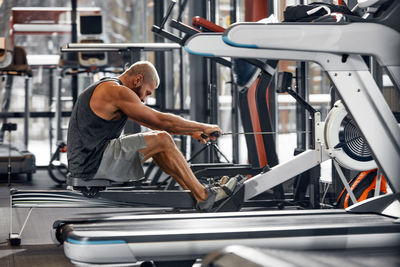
xmin=191 ymin=125 xmax=222 ymax=144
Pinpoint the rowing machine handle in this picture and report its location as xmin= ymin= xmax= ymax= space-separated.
xmin=201 ymin=131 xmax=220 ymax=139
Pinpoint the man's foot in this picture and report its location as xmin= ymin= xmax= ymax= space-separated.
xmin=217 ymin=175 xmax=229 ymax=186
xmin=196 ymin=176 xmax=238 ymax=212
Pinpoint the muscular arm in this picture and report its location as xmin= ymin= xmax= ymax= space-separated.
xmin=114 ymin=85 xmax=221 ymax=140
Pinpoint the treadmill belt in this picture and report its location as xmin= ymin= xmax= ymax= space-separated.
xmin=57 ymin=210 xmax=400 ymax=264
xmin=65 ymin=212 xmax=398 ymax=243
xmin=202 ymin=245 xmax=400 ymax=267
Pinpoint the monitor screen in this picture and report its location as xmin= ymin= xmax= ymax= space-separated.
xmin=80 ymin=15 xmax=102 ymax=35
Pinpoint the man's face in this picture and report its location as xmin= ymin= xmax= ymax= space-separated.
xmin=137 ymin=81 xmax=157 ymax=103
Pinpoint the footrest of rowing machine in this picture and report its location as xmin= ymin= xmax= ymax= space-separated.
xmin=214 ymin=182 xmax=245 ymax=212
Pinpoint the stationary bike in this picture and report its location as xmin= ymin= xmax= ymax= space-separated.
xmin=48 ymin=141 xmax=68 ymax=185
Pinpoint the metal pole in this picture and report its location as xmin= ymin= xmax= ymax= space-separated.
xmin=56 ymin=77 xmax=63 ymax=142
xmin=49 ymin=68 xmax=54 ymax=157
xmin=189 ymin=0 xmax=208 ymax=163
xmin=8 ymin=130 xmax=11 ymax=186
xmin=154 ymin=0 xmax=167 ymax=110
xmin=9 ymin=193 xmax=12 ymax=236
xmin=142 ymin=0 xmax=148 ymax=57
xmin=179 ymin=1 xmax=187 ymax=156
xmin=71 ymin=0 xmax=78 ymax=105
xmin=231 ymin=0 xmax=239 ymax=163
xmin=208 ymin=0 xmax=218 ymax=163
xmin=295 ymin=62 xmax=307 ymax=150
xmin=24 ymin=77 xmax=29 ymax=149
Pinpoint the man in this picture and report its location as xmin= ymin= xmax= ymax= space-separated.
xmin=67 ymin=61 xmax=238 ymax=211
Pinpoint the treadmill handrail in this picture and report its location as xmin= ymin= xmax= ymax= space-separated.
xmin=184 ymin=33 xmax=368 ymax=71
xmin=222 ymin=22 xmax=400 ymax=67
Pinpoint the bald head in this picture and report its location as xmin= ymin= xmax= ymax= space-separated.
xmin=124 ymin=61 xmax=160 ymax=88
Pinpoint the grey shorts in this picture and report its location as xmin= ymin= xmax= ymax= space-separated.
xmin=93 ymin=133 xmax=147 ymax=182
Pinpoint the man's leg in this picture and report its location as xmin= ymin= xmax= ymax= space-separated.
xmin=139 ymin=131 xmax=208 ymax=202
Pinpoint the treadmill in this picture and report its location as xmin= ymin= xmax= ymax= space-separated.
xmin=52 ymin=1 xmax=400 ymax=265
xmin=53 ymin=208 xmax=400 ymax=265
xmin=0 ymin=46 xmax=36 ymax=181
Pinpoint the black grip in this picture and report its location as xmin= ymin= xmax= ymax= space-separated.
xmin=201 ymin=131 xmax=220 ymax=139
xmin=210 ymin=131 xmax=220 ymax=137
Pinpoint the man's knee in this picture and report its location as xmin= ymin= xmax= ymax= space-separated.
xmin=141 ymin=131 xmax=176 ymax=158
xmin=156 ymin=131 xmax=176 ymax=150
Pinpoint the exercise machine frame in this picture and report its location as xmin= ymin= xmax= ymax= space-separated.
xmin=184 ymin=25 xmax=400 ymax=210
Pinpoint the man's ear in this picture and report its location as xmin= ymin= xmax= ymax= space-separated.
xmin=134 ymin=74 xmax=143 ymax=87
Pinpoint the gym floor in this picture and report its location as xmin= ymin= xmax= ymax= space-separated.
xmin=0 ymin=169 xmax=177 ymax=267
xmin=0 ymin=170 xmax=72 ymax=266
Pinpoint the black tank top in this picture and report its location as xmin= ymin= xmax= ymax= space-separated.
xmin=67 ymin=78 xmax=128 ymax=178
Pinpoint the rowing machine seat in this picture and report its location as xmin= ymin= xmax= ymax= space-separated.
xmin=67 ymin=174 xmax=147 ymax=188
xmin=66 ymin=176 xmax=113 ymax=187
xmin=67 ymin=175 xmax=145 ymax=197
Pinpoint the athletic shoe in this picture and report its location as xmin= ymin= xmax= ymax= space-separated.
xmin=196 ymin=176 xmax=238 ymax=212
xmin=216 ymin=175 xmax=229 ymax=186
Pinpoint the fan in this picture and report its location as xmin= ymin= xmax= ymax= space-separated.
xmin=324 ymin=100 xmax=376 ymax=171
